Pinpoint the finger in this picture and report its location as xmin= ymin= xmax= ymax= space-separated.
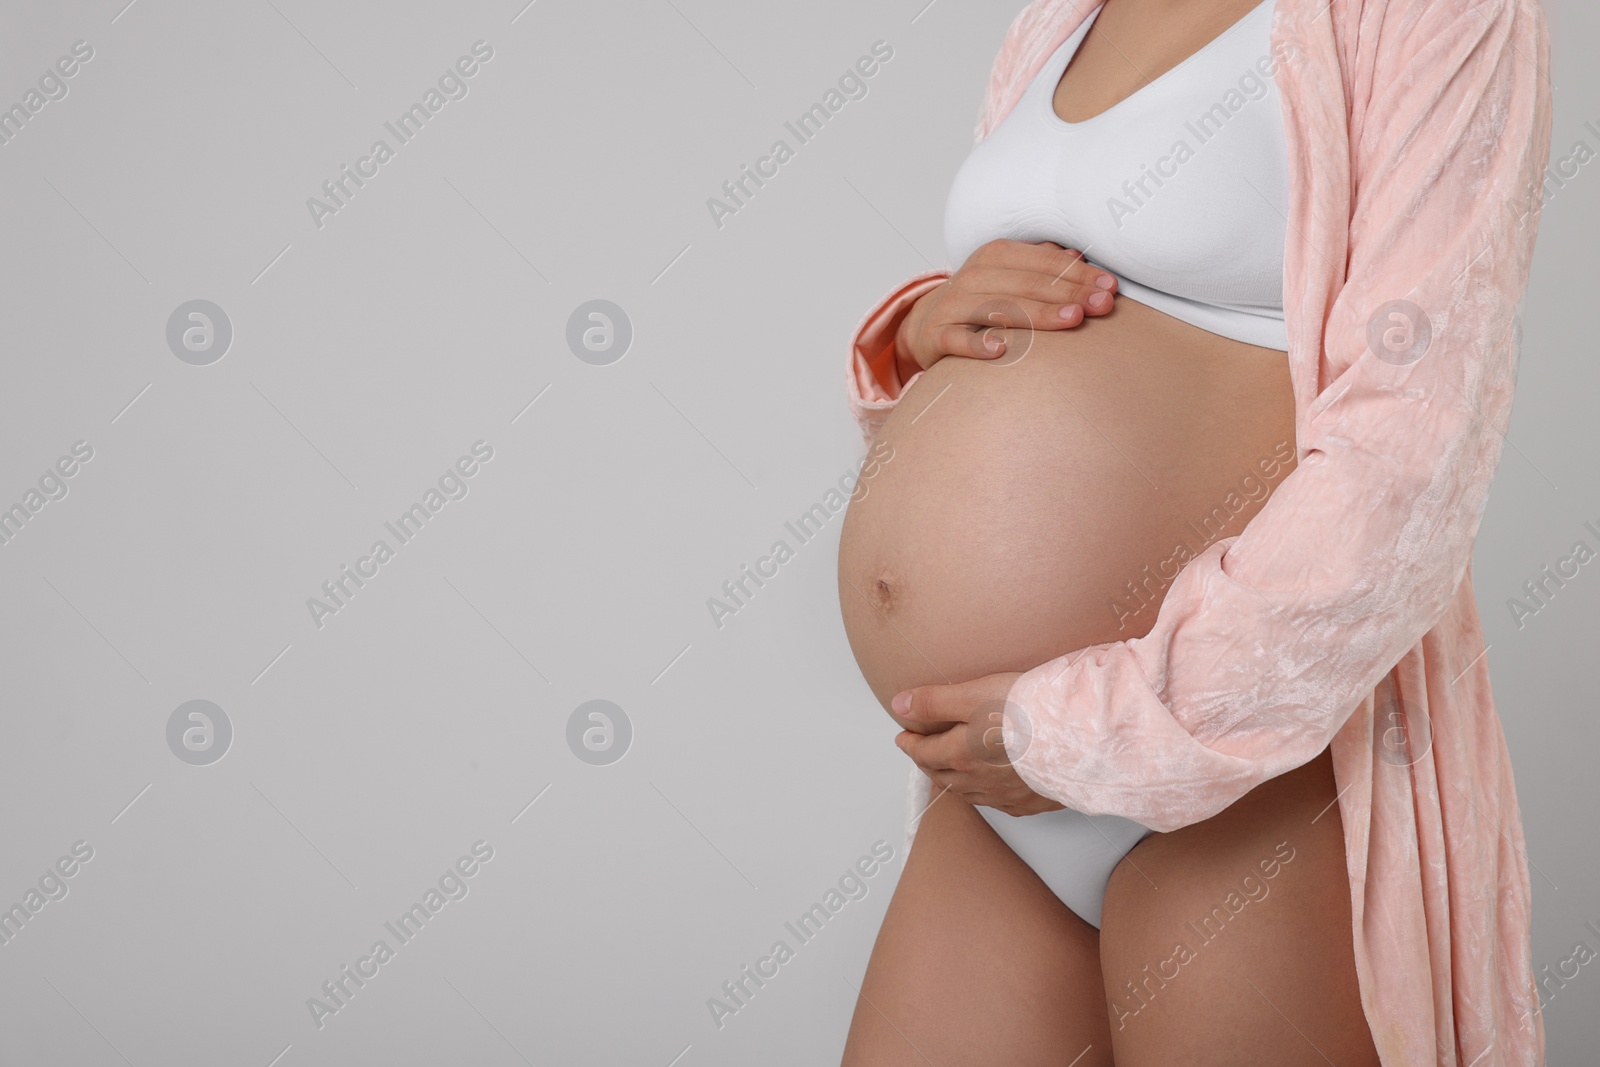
xmin=920 ymin=767 xmax=981 ymax=801
xmin=941 ymin=276 xmax=1109 ymax=332
xmin=962 ymin=323 xmax=1051 ymax=361
xmin=1030 ymin=250 xmax=1114 ymax=296
xmin=1039 ymin=254 xmax=1118 ymax=297
xmin=946 ymin=293 xmax=1087 ymax=335
xmin=891 ymin=681 xmax=980 ymax=725
xmin=893 ymin=672 xmax=1023 ymax=742
xmin=930 ymin=322 xmax=1009 ymax=363
xmin=963 ymin=267 xmax=1117 ymax=315
xmin=966 ymin=237 xmax=1093 ymax=282
xmin=922 ymin=313 xmax=1045 ymax=364
xmin=962 ymin=240 xmax=1118 ymax=299
xmin=951 ymin=789 xmax=1022 ymax=813
xmin=1035 ymin=241 xmax=1087 ymax=261
xmin=928 ymin=778 xmax=1009 ymax=809
xmin=895 ymin=727 xmax=969 ymax=773
xmin=931 ymin=770 xmax=1023 ymax=811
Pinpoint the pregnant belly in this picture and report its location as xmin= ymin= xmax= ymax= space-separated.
xmin=837 ymin=297 xmax=1297 ymax=726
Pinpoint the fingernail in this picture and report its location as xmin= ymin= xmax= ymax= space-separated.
xmin=1096 ymin=274 xmax=1116 ymax=290
xmin=892 ymin=691 xmax=912 ymax=714
xmin=1058 ymin=304 xmax=1080 ymax=321
xmin=983 ymin=335 xmax=1003 ymax=353
xmin=1089 ymin=291 xmax=1111 ymax=311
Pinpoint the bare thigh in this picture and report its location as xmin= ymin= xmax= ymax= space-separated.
xmin=841 ymin=787 xmax=1114 ymax=1067
xmin=1098 ymin=748 xmax=1382 ymax=1066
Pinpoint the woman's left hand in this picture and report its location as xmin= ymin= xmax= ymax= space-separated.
xmin=891 ymin=672 xmax=1065 ymax=816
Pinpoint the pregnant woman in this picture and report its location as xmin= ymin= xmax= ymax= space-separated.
xmin=835 ymin=0 xmax=1551 ymax=1063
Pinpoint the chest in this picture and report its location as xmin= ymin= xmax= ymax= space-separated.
xmin=942 ymin=0 xmax=1289 ymax=303
xmin=1052 ymin=0 xmax=1280 ymax=123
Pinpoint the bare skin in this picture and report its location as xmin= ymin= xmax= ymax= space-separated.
xmin=838 ymin=311 xmax=1380 ymax=1067
xmin=1097 ymin=748 xmax=1376 ymax=1065
xmin=842 ymin=750 xmax=1377 ymax=1066
xmin=841 ymin=779 xmax=1116 ymax=1067
xmin=838 ymin=0 xmax=1384 ymax=1061
xmin=891 ymin=241 xmax=1121 ymax=388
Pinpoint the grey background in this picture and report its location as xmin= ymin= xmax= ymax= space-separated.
xmin=0 ymin=0 xmax=1591 ymax=1064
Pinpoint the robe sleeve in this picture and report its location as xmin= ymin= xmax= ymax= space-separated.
xmin=993 ymin=0 xmax=1550 ymax=830
xmin=844 ymin=267 xmax=951 ymax=447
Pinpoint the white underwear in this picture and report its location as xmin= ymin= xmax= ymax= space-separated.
xmin=976 ymin=804 xmax=1153 ymax=929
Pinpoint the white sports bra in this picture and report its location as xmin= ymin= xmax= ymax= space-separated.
xmin=942 ymin=0 xmax=1289 ymax=349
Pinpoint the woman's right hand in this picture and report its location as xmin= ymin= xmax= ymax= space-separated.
xmin=893 ymin=239 xmax=1119 ymax=381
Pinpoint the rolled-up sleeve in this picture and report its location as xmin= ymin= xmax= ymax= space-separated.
xmin=845 ymin=268 xmax=951 ymax=445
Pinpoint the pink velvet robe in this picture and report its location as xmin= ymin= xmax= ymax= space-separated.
xmin=843 ymin=0 xmax=1553 ymax=1062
